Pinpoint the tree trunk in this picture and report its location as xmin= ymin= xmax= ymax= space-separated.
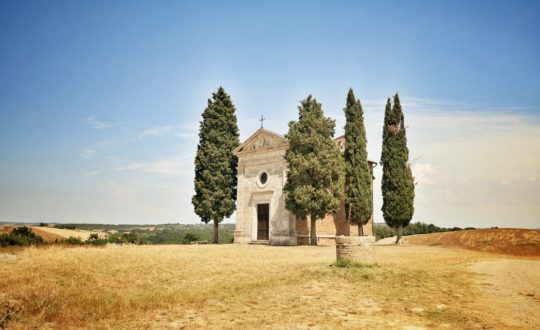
xmin=347 ymin=205 xmax=352 ymax=236
xmin=371 ymin=215 xmax=375 ymax=238
xmin=213 ymin=219 xmax=219 ymax=244
xmin=358 ymin=223 xmax=364 ymax=236
xmin=310 ymin=216 xmax=317 ymax=246
xmin=395 ymin=224 xmax=403 ymax=244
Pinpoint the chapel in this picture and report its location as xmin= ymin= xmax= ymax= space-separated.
xmin=233 ymin=128 xmax=376 ymax=246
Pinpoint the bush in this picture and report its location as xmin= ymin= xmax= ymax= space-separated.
xmin=89 ymin=238 xmax=108 ymax=246
xmin=0 ymin=233 xmax=25 ymax=247
xmin=375 ymin=224 xmax=395 ymax=240
xmin=183 ymin=232 xmax=199 ymax=244
xmin=54 ymin=224 xmax=77 ymax=230
xmin=0 ymin=226 xmax=44 ymax=247
xmin=64 ymin=236 xmax=83 ymax=245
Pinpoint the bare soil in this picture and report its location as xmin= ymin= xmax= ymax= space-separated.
xmin=406 ymin=228 xmax=540 ymax=256
xmin=471 ymin=259 xmax=540 ymax=329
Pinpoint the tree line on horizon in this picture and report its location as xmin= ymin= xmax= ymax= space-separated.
xmin=0 ymin=225 xmax=235 ymax=247
xmin=192 ymin=87 xmax=415 ymax=244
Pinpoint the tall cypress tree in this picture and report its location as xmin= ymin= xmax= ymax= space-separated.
xmin=380 ymin=94 xmax=415 ymax=244
xmin=284 ymin=95 xmax=345 ymax=245
xmin=343 ymin=88 xmax=373 ymax=236
xmin=192 ymin=87 xmax=240 ymax=243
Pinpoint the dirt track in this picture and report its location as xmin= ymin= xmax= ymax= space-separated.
xmin=471 ymin=259 xmax=540 ymax=329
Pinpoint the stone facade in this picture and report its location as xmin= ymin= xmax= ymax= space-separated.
xmin=233 ymin=128 xmax=375 ymax=246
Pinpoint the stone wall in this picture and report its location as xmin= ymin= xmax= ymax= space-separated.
xmin=336 ymin=236 xmax=375 ymax=263
xmin=295 ymin=202 xmax=374 ymax=245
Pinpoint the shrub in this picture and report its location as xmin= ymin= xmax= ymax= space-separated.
xmin=375 ymin=224 xmax=395 ymax=240
xmin=88 ymin=238 xmax=108 ymax=246
xmin=0 ymin=233 xmax=25 ymax=247
xmin=0 ymin=227 xmax=44 ymax=247
xmin=64 ymin=236 xmax=83 ymax=245
xmin=12 ymin=226 xmax=33 ymax=237
xmin=54 ymin=224 xmax=76 ymax=230
xmin=183 ymin=232 xmax=199 ymax=244
xmin=122 ymin=232 xmax=138 ymax=244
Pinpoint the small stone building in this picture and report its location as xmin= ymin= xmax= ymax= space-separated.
xmin=233 ymin=128 xmax=376 ymax=246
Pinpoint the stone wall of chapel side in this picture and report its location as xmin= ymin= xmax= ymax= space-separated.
xmin=295 ymin=203 xmax=374 ymax=246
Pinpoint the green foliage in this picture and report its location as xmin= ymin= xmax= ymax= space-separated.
xmin=0 ymin=226 xmax=44 ymax=247
xmin=183 ymin=232 xmax=199 ymax=243
xmin=87 ymin=233 xmax=108 ymax=246
xmin=192 ymin=87 xmax=240 ymax=243
xmin=54 ymin=224 xmax=77 ymax=230
xmin=64 ymin=236 xmax=83 ymax=245
xmin=0 ymin=233 xmax=28 ymax=247
xmin=335 ymin=259 xmax=352 ymax=268
xmin=374 ymin=222 xmax=473 ymax=240
xmin=284 ymin=95 xmax=345 ymax=245
xmin=12 ymin=226 xmax=33 ymax=237
xmin=284 ymin=95 xmax=345 ymax=220
xmin=334 ymin=259 xmax=379 ymax=268
xmin=380 ymin=94 xmax=415 ymax=241
xmin=343 ymin=88 xmax=373 ymax=232
xmin=107 ymin=232 xmax=140 ymax=244
xmin=374 ymin=224 xmax=396 ymax=240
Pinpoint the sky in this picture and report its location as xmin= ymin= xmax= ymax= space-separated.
xmin=0 ymin=0 xmax=539 ymax=228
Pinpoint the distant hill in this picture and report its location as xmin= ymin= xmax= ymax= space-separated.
xmin=406 ymin=228 xmax=540 ymax=256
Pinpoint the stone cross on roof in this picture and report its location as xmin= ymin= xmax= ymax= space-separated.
xmin=259 ymin=115 xmax=266 ymax=128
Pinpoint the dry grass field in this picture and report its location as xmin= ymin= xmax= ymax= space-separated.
xmin=1 ymin=243 xmax=539 ymax=329
xmin=30 ymin=227 xmax=108 ymax=242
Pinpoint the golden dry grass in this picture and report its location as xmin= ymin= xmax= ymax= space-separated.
xmin=30 ymin=226 xmax=107 ymax=242
xmin=0 ymin=244 xmax=537 ymax=329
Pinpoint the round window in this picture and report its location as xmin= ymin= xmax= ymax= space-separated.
xmin=259 ymin=172 xmax=268 ymax=185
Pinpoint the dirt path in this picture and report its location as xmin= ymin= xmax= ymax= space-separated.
xmin=471 ymin=259 xmax=540 ymax=329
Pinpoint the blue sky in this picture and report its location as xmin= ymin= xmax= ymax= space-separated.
xmin=1 ymin=0 xmax=539 ymax=227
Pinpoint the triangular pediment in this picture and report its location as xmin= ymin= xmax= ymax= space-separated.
xmin=234 ymin=128 xmax=288 ymax=155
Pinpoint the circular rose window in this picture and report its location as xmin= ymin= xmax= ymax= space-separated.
xmin=257 ymin=171 xmax=269 ymax=187
xmin=260 ymin=172 xmax=268 ymax=184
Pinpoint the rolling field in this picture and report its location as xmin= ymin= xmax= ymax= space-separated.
xmin=406 ymin=228 xmax=540 ymax=256
xmin=1 ymin=243 xmax=539 ymax=329
xmin=0 ymin=225 xmax=107 ymax=242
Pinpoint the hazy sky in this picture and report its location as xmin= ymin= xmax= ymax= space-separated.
xmin=1 ymin=1 xmax=539 ymax=228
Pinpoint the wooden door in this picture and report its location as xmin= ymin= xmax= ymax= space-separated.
xmin=257 ymin=203 xmax=269 ymax=240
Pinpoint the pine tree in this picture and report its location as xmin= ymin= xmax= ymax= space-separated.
xmin=343 ymin=88 xmax=373 ymax=236
xmin=380 ymin=94 xmax=415 ymax=244
xmin=192 ymin=87 xmax=240 ymax=244
xmin=284 ymin=95 xmax=345 ymax=245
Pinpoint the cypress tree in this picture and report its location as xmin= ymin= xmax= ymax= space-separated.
xmin=284 ymin=95 xmax=345 ymax=245
xmin=343 ymin=88 xmax=373 ymax=236
xmin=192 ymin=87 xmax=240 ymax=244
xmin=380 ymin=94 xmax=415 ymax=244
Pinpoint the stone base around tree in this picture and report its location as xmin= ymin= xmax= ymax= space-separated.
xmin=335 ymin=235 xmax=376 ymax=263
